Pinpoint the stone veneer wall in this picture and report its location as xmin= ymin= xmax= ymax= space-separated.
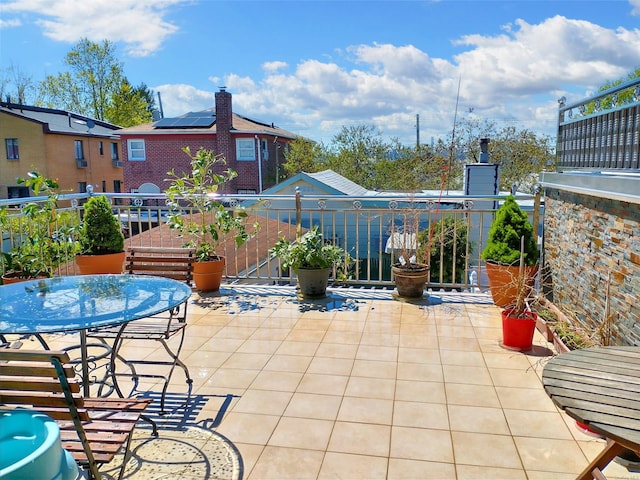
xmin=543 ymin=188 xmax=640 ymax=345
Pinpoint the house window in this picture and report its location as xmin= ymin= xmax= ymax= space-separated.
xmin=236 ymin=138 xmax=255 ymax=161
xmin=111 ymin=142 xmax=119 ymax=161
xmin=5 ymin=138 xmax=19 ymax=160
xmin=99 ymin=141 xmax=104 ymax=155
xmin=127 ymin=139 xmax=146 ymax=161
xmin=261 ymin=139 xmax=269 ymax=160
xmin=237 ymin=189 xmax=256 ymax=194
xmin=74 ymin=140 xmax=85 ymax=160
xmin=78 ymin=182 xmax=87 ymax=193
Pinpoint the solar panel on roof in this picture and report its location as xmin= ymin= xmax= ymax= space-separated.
xmin=154 ymin=113 xmax=215 ymax=129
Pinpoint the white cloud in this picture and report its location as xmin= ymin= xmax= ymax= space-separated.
xmin=154 ymin=83 xmax=214 ymax=116
xmin=0 ymin=0 xmax=188 ymax=56
xmin=0 ymin=18 xmax=21 ymax=29
xmin=263 ymin=61 xmax=288 ymax=73
xmin=631 ymin=0 xmax=640 ymax=15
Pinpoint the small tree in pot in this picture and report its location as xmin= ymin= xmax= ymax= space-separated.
xmin=75 ymin=195 xmax=125 ymax=274
xmin=165 ymin=147 xmax=257 ymax=292
xmin=482 ymin=195 xmax=539 ymax=307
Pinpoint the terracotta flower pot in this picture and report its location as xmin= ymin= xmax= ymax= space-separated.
xmin=76 ymin=252 xmax=125 ymax=275
xmin=485 ymin=262 xmax=538 ymax=307
xmin=193 ymin=257 xmax=225 ymax=292
xmin=392 ymin=263 xmax=429 ymax=298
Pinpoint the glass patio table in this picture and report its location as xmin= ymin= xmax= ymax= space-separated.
xmin=0 ymin=275 xmax=192 ymax=396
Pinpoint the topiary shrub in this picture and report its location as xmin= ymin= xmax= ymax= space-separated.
xmin=79 ymin=195 xmax=124 ymax=255
xmin=482 ymin=195 xmax=538 ymax=266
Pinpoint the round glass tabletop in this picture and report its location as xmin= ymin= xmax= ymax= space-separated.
xmin=0 ymin=275 xmax=192 ymax=334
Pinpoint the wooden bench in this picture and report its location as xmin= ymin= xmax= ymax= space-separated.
xmin=125 ymin=246 xmax=195 ymax=285
xmin=0 ymin=349 xmax=152 ymax=480
xmin=89 ymin=246 xmax=195 ymax=411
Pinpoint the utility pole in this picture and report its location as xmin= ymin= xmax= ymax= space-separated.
xmin=416 ymin=114 xmax=420 ymax=148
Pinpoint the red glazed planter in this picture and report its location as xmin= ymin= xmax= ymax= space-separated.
xmin=501 ymin=308 xmax=537 ymax=351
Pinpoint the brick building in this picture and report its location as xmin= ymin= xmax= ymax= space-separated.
xmin=0 ymin=103 xmax=122 ymax=199
xmin=118 ymin=89 xmax=298 ymax=194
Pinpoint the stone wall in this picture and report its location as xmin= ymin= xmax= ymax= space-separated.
xmin=543 ymin=188 xmax=640 ymax=345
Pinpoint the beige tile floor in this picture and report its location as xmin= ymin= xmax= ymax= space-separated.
xmin=43 ymin=285 xmax=640 ymax=480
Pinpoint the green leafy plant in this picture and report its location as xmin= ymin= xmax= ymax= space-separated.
xmin=2 ymin=172 xmax=79 ymax=279
xmin=417 ymin=215 xmax=470 ymax=284
xmin=78 ymin=195 xmax=125 ymax=255
xmin=482 ymin=195 xmax=538 ymax=266
xmin=165 ymin=147 xmax=257 ymax=262
xmin=270 ymin=226 xmax=347 ymax=271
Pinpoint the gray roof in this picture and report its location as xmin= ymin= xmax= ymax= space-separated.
xmin=306 ymin=170 xmax=371 ymax=196
xmin=0 ymin=103 xmax=120 ymax=138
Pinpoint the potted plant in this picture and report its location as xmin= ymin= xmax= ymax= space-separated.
xmin=165 ymin=147 xmax=256 ymax=292
xmin=270 ymin=226 xmax=347 ymax=298
xmin=499 ymin=240 xmax=539 ymax=350
xmin=482 ymin=195 xmax=539 ymax=307
xmin=75 ymin=195 xmax=125 ymax=274
xmin=1 ymin=172 xmax=79 ymax=284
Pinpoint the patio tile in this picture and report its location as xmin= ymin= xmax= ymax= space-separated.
xmin=268 ymin=417 xmax=333 ymax=450
xmin=396 ymin=379 xmax=447 ymax=404
xmin=283 ymin=392 xmax=342 ymax=421
xmin=494 ymin=386 xmax=558 ymax=412
xmin=351 ymin=359 xmax=397 ymax=379
xmin=393 ymin=400 xmax=450 ymax=430
xmin=390 ymin=426 xmax=454 ymax=463
xmin=514 ymin=436 xmax=587 ymax=474
xmin=307 ymin=356 xmax=355 ymax=375
xmin=448 ymin=404 xmax=510 ymax=435
xmin=263 ymin=354 xmax=313 ymax=373
xmin=215 ymin=411 xmax=280 ymax=445
xmin=456 ymin=465 xmax=527 ymax=479
xmin=398 ymin=346 xmax=441 ymax=364
xmin=344 ymin=376 xmax=396 ymax=400
xmin=504 ymin=409 xmax=575 ymax=439
xmin=445 ymin=383 xmax=501 ymax=408
xmin=319 ymin=452 xmax=388 ymax=479
xmin=328 ymin=422 xmax=391 ymax=457
xmin=451 ymin=431 xmax=522 ymax=469
xmin=397 ymin=362 xmax=444 ymax=382
xmin=297 ymin=373 xmax=349 ymax=396
xmin=232 ymin=389 xmax=293 ymax=416
xmin=248 ymin=446 xmax=324 ymax=479
xmin=337 ymin=396 xmax=394 ymax=424
xmin=442 ymin=364 xmax=492 ymax=385
xmin=387 ymin=458 xmax=456 ymax=479
xmin=249 ymin=370 xmax=303 ymax=392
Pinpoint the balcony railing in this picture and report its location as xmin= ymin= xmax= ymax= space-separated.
xmin=1 ymin=191 xmax=542 ymax=292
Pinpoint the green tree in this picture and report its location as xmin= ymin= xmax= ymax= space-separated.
xmin=105 ymin=78 xmax=153 ymax=127
xmin=326 ymin=124 xmax=389 ymax=189
xmin=584 ymin=67 xmax=640 ymax=113
xmin=37 ymin=38 xmax=124 ymax=121
xmin=453 ymin=118 xmax=553 ymax=193
xmin=281 ymin=137 xmax=325 ymax=179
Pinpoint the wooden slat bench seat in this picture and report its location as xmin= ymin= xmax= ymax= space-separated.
xmin=0 ymin=349 xmax=152 ymax=480
xmin=125 ymin=246 xmax=195 ymax=284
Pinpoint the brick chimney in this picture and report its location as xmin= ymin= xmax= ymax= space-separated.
xmin=214 ymin=87 xmax=236 ymax=191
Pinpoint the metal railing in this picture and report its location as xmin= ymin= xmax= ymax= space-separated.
xmin=1 ymin=191 xmax=542 ymax=291
xmin=557 ymin=78 xmax=640 ymax=170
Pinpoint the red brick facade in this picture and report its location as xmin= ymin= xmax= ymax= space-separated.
xmin=120 ymin=89 xmax=295 ymax=194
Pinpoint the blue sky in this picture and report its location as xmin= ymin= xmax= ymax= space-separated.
xmin=1 ymin=0 xmax=639 ymax=145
